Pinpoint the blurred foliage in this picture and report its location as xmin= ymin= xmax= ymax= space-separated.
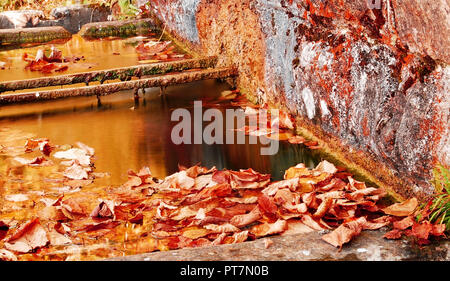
xmin=0 ymin=0 xmax=112 ymax=16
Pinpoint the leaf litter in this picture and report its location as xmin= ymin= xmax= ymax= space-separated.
xmin=0 ymin=94 xmax=447 ymax=260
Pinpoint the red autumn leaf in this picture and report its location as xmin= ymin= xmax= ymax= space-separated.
xmin=430 ymin=224 xmax=446 ymax=237
xmin=79 ymin=220 xmax=120 ymax=232
xmin=410 ymin=221 xmax=433 ymax=240
xmin=383 ymin=229 xmax=403 ymax=240
xmin=304 ymin=141 xmax=318 ymax=147
xmin=382 ymin=198 xmax=418 ymax=217
xmin=278 ymin=111 xmax=294 ymax=129
xmin=288 ymin=136 xmax=305 ymax=144
xmin=25 ymin=138 xmax=53 ymax=156
xmin=258 ymin=195 xmax=278 ymax=215
xmin=45 ymin=47 xmax=63 ymax=63
xmin=5 ymin=218 xmax=48 ymax=253
xmin=184 ymin=183 xmax=232 ymax=204
xmin=55 ymin=65 xmax=68 ymax=72
xmin=229 ymin=169 xmax=271 ymax=189
xmin=129 ymin=213 xmax=144 ymax=224
xmin=313 ymin=197 xmax=333 ymax=218
xmin=212 ymin=170 xmax=231 ymax=184
xmin=393 ymin=216 xmax=415 ymax=230
xmin=40 ymin=63 xmax=58 ymax=73
xmin=317 ymin=178 xmax=347 ymax=192
xmin=187 ymin=238 xmax=211 ymax=248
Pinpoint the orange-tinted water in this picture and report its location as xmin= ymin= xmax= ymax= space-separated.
xmin=0 ymin=34 xmax=186 ymax=82
xmin=0 ymin=80 xmax=320 ymax=185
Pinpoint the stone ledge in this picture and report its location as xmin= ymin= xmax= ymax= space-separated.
xmin=0 ymin=26 xmax=71 ymax=45
xmin=109 ymin=230 xmax=449 ymax=261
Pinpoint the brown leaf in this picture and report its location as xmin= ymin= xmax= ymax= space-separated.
xmin=314 ymin=160 xmax=338 ymax=175
xmin=231 ymin=230 xmax=249 ymax=243
xmin=182 ymin=227 xmax=211 ymax=240
xmin=362 ymin=216 xmax=391 ymax=230
xmin=313 ymin=198 xmax=333 ymax=218
xmin=53 ymin=148 xmax=91 ymax=166
xmin=90 ymin=200 xmax=115 ymax=219
xmin=301 ymin=214 xmax=324 ymax=231
xmin=230 ymin=206 xmax=261 ymax=227
xmin=321 ymin=217 xmax=366 ymax=248
xmin=63 ymin=162 xmax=89 ymax=180
xmin=383 ymin=198 xmax=418 ymax=217
xmin=204 ymin=223 xmax=240 ymax=233
xmin=48 ymin=229 xmax=72 ymax=246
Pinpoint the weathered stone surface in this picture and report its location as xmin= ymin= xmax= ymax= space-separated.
xmin=79 ymin=18 xmax=158 ymax=38
xmin=0 ymin=5 xmax=110 ymax=34
xmin=392 ymin=0 xmax=450 ymax=63
xmin=0 ymin=67 xmax=237 ymax=104
xmin=0 ymin=26 xmax=71 ymax=45
xmin=38 ymin=5 xmax=111 ymax=34
xmin=0 ymin=10 xmax=44 ymax=29
xmin=146 ymin=0 xmax=450 ymax=201
xmin=110 ymin=229 xmax=449 ymax=261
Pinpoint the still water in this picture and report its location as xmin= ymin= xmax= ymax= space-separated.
xmin=0 ymin=34 xmax=186 ymax=83
xmin=0 ymin=80 xmax=321 ymax=185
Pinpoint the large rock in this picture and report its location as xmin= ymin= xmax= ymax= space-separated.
xmin=0 ymin=10 xmax=44 ymax=29
xmin=146 ymin=0 xmax=449 ymax=201
xmin=38 ymin=5 xmax=111 ymax=34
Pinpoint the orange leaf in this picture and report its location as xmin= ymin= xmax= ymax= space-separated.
xmin=382 ymin=198 xmax=418 ymax=217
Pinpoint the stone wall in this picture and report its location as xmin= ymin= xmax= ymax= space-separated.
xmin=146 ymin=0 xmax=450 ymax=201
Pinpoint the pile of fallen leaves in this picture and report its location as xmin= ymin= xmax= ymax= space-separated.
xmin=0 ymin=127 xmax=447 ymax=261
xmin=22 ymin=46 xmax=84 ymax=74
xmin=383 ymin=198 xmax=447 ymax=245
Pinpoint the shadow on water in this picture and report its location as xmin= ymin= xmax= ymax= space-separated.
xmin=0 ymin=79 xmax=321 ymax=185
